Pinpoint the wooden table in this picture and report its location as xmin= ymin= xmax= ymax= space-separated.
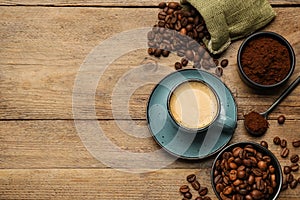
xmin=0 ymin=0 xmax=299 ymax=199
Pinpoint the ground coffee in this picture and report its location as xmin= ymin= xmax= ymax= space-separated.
xmin=244 ymin=111 xmax=269 ymax=136
xmin=241 ymin=36 xmax=291 ymax=85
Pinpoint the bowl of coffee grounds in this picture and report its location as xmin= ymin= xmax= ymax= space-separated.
xmin=237 ymin=31 xmax=295 ymax=90
xmin=211 ymin=142 xmax=283 ymax=200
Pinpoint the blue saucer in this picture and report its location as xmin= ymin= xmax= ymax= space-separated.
xmin=146 ymin=69 xmax=237 ymax=159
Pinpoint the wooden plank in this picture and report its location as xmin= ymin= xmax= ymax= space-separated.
xmin=0 ymin=0 xmax=299 ymax=6
xmin=0 ymin=7 xmax=299 ymax=120
xmin=0 ymin=168 xmax=299 ymax=200
xmin=1 ymin=120 xmax=299 ymax=169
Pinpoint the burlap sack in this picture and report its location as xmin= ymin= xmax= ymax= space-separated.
xmin=182 ymin=0 xmax=276 ymax=54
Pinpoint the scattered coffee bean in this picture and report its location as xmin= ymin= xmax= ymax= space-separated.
xmin=181 ymin=58 xmax=189 ymax=67
xmin=198 ymin=187 xmax=208 ymax=196
xmin=290 ymin=154 xmax=299 ymax=163
xmin=277 ymin=115 xmax=286 ymax=124
xmin=175 ymin=62 xmax=182 ymax=70
xmin=291 ymin=163 xmax=299 ymax=172
xmin=281 ymin=181 xmax=288 ymax=191
xmin=186 ymin=174 xmax=196 ymax=183
xmin=287 ymin=173 xmax=294 ymax=183
xmin=260 ymin=141 xmax=268 ymax=149
xmin=179 ymin=185 xmax=190 ymax=194
xmin=280 ymin=139 xmax=287 ymax=148
xmin=148 ymin=48 xmax=155 ymax=55
xmin=195 ymin=197 xmax=203 ymax=200
xmin=184 ymin=191 xmax=192 ymax=199
xmin=220 ymin=59 xmax=229 ymax=68
xmin=154 ymin=49 xmax=162 ymax=57
xmin=215 ymin=67 xmax=223 ymax=77
xmin=281 ymin=147 xmax=289 ymax=158
xmin=290 ymin=179 xmax=298 ymax=189
xmin=298 ymin=177 xmax=300 ymax=184
xmin=284 ymin=166 xmax=292 ymax=174
xmin=162 ymin=50 xmax=170 ymax=57
xmin=292 ymin=139 xmax=300 ymax=147
xmin=191 ymin=180 xmax=201 ymax=191
xmin=273 ymin=136 xmax=281 ymax=145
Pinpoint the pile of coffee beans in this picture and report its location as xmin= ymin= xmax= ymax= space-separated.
xmin=179 ymin=173 xmax=212 ymax=200
xmin=147 ymin=2 xmax=229 ymax=76
xmin=271 ymin=137 xmax=300 ymax=191
xmin=213 ymin=144 xmax=279 ymax=200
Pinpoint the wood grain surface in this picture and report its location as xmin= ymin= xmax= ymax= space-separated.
xmin=0 ymin=0 xmax=299 ymax=6
xmin=0 ymin=1 xmax=299 ymax=199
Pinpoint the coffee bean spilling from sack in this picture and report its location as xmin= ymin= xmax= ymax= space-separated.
xmin=147 ymin=2 xmax=229 ymax=76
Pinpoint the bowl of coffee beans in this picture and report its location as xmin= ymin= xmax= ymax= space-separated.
xmin=211 ymin=142 xmax=283 ymax=200
xmin=237 ymin=31 xmax=295 ymax=90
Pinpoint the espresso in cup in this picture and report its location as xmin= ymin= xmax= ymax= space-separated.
xmin=169 ymin=80 xmax=219 ymax=130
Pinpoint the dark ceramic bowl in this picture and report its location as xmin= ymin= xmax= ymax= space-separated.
xmin=211 ymin=142 xmax=283 ymax=200
xmin=237 ymin=31 xmax=295 ymax=90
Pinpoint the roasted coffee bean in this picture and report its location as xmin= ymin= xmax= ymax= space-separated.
xmin=229 ymin=170 xmax=237 ymax=181
xmin=175 ymin=62 xmax=182 ymax=70
xmin=281 ymin=147 xmax=289 ymax=158
xmin=298 ymin=177 xmax=300 ymax=184
xmin=154 ymin=49 xmax=162 ymax=57
xmin=198 ymin=187 xmax=208 ymax=196
xmin=168 ymin=2 xmax=180 ymax=9
xmin=257 ymin=160 xmax=267 ymax=171
xmin=260 ymin=141 xmax=268 ymax=149
xmin=290 ymin=179 xmax=298 ymax=189
xmin=273 ymin=136 xmax=281 ymax=145
xmin=290 ymin=154 xmax=299 ymax=163
xmin=191 ymin=180 xmax=201 ymax=191
xmin=281 ymin=181 xmax=288 ymax=191
xmin=223 ymin=186 xmax=233 ymax=195
xmin=216 ymin=183 xmax=225 ymax=193
xmin=148 ymin=48 xmax=155 ymax=55
xmin=203 ymin=197 xmax=211 ymax=200
xmin=161 ymin=50 xmax=170 ymax=57
xmin=181 ymin=58 xmax=188 ymax=66
xmin=291 ymin=163 xmax=299 ymax=172
xmin=158 ymin=2 xmax=167 ymax=9
xmin=185 ymin=50 xmax=194 ymax=61
xmin=179 ymin=185 xmax=190 ymax=194
xmin=251 ymin=190 xmax=264 ymax=200
xmin=277 ymin=115 xmax=286 ymax=124
xmin=280 ymin=139 xmax=287 ymax=148
xmin=287 ymin=173 xmax=294 ymax=183
xmin=284 ymin=166 xmax=291 ymax=174
xmin=292 ymin=139 xmax=300 ymax=147
xmin=195 ymin=197 xmax=203 ymax=200
xmin=186 ymin=174 xmax=196 ymax=183
xmin=215 ymin=67 xmax=223 ymax=77
xmin=214 ymin=174 xmax=222 ymax=184
xmin=220 ymin=59 xmax=229 ymax=68
xmin=184 ymin=191 xmax=192 ymax=199
xmin=269 ymin=165 xmax=275 ymax=174
xmin=158 ymin=11 xmax=167 ymax=20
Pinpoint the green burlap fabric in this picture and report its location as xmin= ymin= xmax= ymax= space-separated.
xmin=182 ymin=0 xmax=276 ymax=54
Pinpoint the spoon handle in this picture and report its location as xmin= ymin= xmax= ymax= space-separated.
xmin=263 ymin=76 xmax=300 ymax=116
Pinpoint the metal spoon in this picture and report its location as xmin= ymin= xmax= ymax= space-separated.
xmin=245 ymin=76 xmax=300 ymax=136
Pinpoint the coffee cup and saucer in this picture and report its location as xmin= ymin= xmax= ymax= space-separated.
xmin=146 ymin=69 xmax=237 ymax=159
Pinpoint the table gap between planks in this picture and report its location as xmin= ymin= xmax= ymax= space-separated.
xmin=0 ymin=0 xmax=299 ymax=199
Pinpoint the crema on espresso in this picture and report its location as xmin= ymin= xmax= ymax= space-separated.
xmin=169 ymin=81 xmax=219 ymax=129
